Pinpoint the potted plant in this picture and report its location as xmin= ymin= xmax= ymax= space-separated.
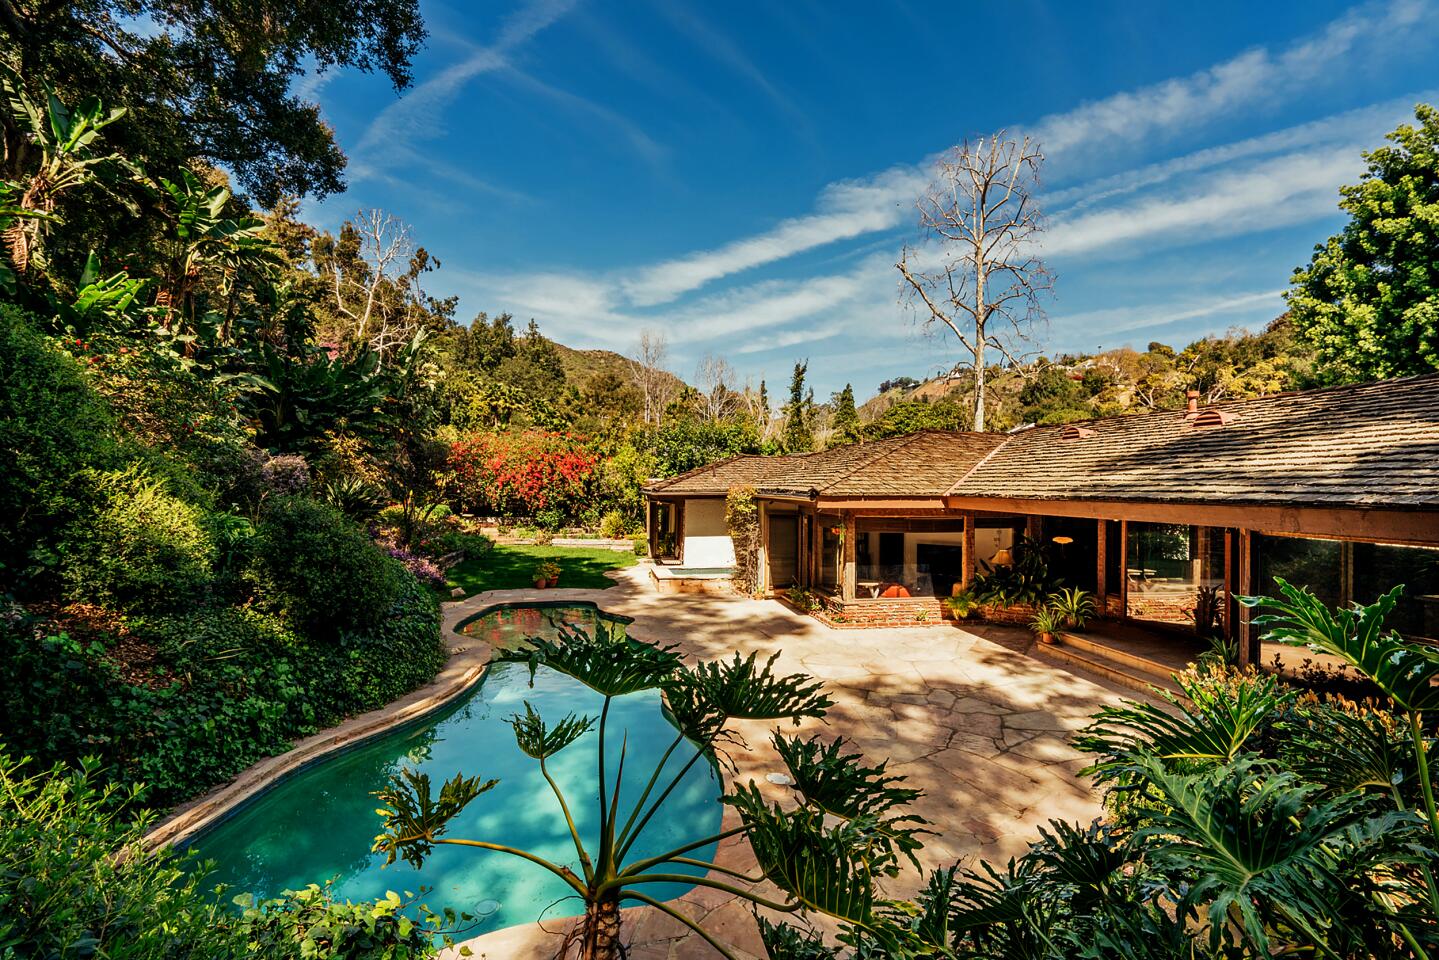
xmin=1049 ymin=587 xmax=1096 ymax=631
xmin=1030 ymin=605 xmax=1061 ymax=644
xmin=944 ymin=587 xmax=979 ymax=620
xmin=532 ymin=560 xmax=562 ymax=589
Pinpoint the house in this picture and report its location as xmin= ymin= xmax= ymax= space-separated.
xmin=642 ymin=373 xmax=1439 ymax=662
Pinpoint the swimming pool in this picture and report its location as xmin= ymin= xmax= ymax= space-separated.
xmin=186 ymin=604 xmax=723 ymax=937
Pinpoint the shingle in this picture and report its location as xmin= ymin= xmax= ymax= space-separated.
xmin=952 ymin=372 xmax=1439 ymax=510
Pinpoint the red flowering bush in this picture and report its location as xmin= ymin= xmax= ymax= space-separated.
xmin=449 ymin=430 xmax=599 ymax=526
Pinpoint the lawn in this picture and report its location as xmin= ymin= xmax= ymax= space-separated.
xmin=442 ymin=543 xmax=640 ymax=598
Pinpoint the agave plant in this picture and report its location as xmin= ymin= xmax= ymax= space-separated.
xmin=370 ymin=621 xmax=931 ymax=959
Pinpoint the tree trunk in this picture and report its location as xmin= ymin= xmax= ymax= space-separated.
xmin=579 ymin=893 xmax=623 ymax=960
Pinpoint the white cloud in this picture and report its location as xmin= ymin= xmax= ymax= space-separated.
xmin=1052 ymin=289 xmax=1288 ymax=341
xmin=620 ymin=166 xmax=922 ymax=306
xmin=1042 ymin=146 xmax=1362 ymax=259
xmin=1032 ymin=0 xmax=1431 ymax=163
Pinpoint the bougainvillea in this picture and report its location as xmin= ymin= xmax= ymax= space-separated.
xmin=448 ymin=431 xmax=599 ymax=525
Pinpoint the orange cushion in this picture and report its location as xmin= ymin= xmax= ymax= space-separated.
xmin=880 ymin=584 xmax=911 ymax=598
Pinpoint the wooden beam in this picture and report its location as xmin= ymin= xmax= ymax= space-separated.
xmin=842 ymin=512 xmax=857 ymax=601
xmin=1237 ymin=529 xmax=1255 ymax=666
xmin=942 ymin=495 xmax=1439 ymax=547
xmin=1119 ymin=520 xmax=1129 ymax=617
xmin=817 ymin=498 xmax=950 ymax=511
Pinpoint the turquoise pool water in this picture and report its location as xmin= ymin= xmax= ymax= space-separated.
xmin=187 ymin=605 xmax=723 ymax=936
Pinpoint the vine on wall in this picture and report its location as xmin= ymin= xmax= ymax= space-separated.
xmin=726 ymin=485 xmax=760 ymax=595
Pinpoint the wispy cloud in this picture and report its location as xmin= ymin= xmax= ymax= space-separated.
xmin=353 ymin=0 xmax=578 ymax=161
xmin=1032 ymin=0 xmax=1432 ymax=164
xmin=1042 ymin=146 xmax=1362 ymax=259
xmin=1050 ymin=289 xmax=1289 ymax=343
xmin=620 ymin=166 xmax=921 ymax=306
xmin=497 ymin=68 xmax=668 ymax=169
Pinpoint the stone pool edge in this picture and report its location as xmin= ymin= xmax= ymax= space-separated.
xmin=143 ymin=594 xmax=621 ymax=851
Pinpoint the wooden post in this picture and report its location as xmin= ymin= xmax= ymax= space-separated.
xmin=1237 ymin=528 xmax=1255 ymax=666
xmin=1118 ymin=520 xmax=1129 ymax=618
xmin=757 ymin=503 xmax=770 ymax=595
xmin=1223 ymin=529 xmax=1234 ymax=639
xmin=1096 ymin=519 xmax=1108 ymax=609
xmin=842 ymin=512 xmax=857 ymax=601
xmin=962 ymin=511 xmax=976 ymax=588
xmin=1026 ymin=514 xmax=1042 ymax=541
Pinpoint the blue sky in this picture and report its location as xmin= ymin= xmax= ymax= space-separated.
xmin=299 ymin=0 xmax=1439 ymax=399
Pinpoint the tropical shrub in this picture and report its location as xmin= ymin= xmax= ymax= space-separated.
xmin=1029 ymin=604 xmax=1061 ymax=637
xmin=944 ymin=587 xmax=978 ymax=619
xmin=0 ymin=304 xmax=118 ymax=588
xmin=1047 ymin=586 xmax=1096 ymax=630
xmin=971 ymin=535 xmax=1063 ymax=607
xmin=0 ymin=749 xmax=449 ymax=959
xmin=598 ymin=509 xmax=630 ymax=539
xmin=61 ymin=466 xmax=217 ymax=614
xmin=0 ymin=585 xmax=443 ymax=809
xmin=448 ymin=429 xmax=598 ymax=524
xmin=247 ymin=496 xmax=404 ymax=637
xmin=763 ymin=583 xmax=1439 ymax=959
xmin=320 ymin=474 xmax=389 ymax=521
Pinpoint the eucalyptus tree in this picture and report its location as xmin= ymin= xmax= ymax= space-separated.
xmin=372 ymin=621 xmax=930 ymax=960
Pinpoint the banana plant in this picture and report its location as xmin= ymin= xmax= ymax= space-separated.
xmin=371 ymin=621 xmax=933 ymax=960
xmin=48 ymin=250 xmax=154 ymax=335
xmin=154 ymin=169 xmax=281 ymax=337
xmin=0 ymin=63 xmax=133 ymax=277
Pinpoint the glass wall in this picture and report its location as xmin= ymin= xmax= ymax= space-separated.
xmin=1125 ymin=522 xmax=1226 ymax=628
xmin=854 ymin=517 xmax=967 ymax=598
xmin=817 ymin=515 xmax=841 ymax=593
xmin=649 ymin=501 xmax=678 ymax=560
xmin=1256 ymin=535 xmax=1439 ymax=641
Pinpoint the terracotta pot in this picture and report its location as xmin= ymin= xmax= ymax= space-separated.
xmin=1038 ymin=631 xmax=1056 ymax=645
xmin=534 ymin=578 xmax=548 ymax=589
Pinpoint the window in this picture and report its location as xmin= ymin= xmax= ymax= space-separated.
xmin=1257 ymin=535 xmax=1439 ymax=641
xmin=1125 ymin=523 xmax=1226 ymax=628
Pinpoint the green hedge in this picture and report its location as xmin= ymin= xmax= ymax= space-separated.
xmin=0 ymin=576 xmax=445 ymax=809
xmin=0 ymin=750 xmax=448 ymax=959
xmin=247 ymin=496 xmax=405 ymax=638
xmin=0 ymin=304 xmax=119 ymax=589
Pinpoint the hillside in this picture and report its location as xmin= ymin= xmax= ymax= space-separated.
xmin=552 ymin=341 xmax=689 ymax=394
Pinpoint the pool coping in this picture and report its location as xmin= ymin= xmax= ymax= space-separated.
xmin=143 ymin=598 xmax=625 ymax=852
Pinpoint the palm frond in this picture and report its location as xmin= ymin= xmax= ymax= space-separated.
xmin=498 ymin=621 xmax=683 ymax=697
xmin=508 ymin=701 xmax=595 ymax=760
xmin=371 ymin=768 xmax=498 ymax=869
xmin=1243 ymin=578 xmax=1439 ymax=712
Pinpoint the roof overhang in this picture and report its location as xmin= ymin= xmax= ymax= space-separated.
xmin=942 ymin=494 xmax=1439 ymax=547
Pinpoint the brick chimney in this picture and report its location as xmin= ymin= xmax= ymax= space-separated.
xmin=1185 ymin=389 xmax=1200 ymax=414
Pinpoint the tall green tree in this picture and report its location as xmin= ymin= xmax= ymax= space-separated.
xmin=782 ymin=361 xmax=813 ymax=453
xmin=1287 ymin=104 xmax=1439 ymax=384
xmin=0 ymin=0 xmax=426 ymax=206
xmin=828 ymin=383 xmax=860 ymax=447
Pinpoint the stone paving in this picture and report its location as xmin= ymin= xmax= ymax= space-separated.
xmin=447 ymin=567 xmax=1165 ymax=959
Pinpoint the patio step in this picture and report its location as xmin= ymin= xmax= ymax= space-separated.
xmin=1055 ymin=629 xmax=1193 ymax=681
xmin=1033 ymin=638 xmax=1183 ymax=698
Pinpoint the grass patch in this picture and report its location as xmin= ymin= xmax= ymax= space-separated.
xmin=442 ymin=543 xmax=639 ymax=598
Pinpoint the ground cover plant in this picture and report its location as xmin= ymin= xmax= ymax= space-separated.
xmin=441 ymin=543 xmax=638 ymax=598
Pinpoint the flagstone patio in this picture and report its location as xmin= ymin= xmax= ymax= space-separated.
xmin=445 ymin=566 xmax=1167 ymax=959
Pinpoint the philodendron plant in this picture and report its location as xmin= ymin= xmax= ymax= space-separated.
xmin=370 ymin=618 xmax=929 ymax=960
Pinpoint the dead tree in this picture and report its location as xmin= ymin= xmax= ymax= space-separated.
xmin=628 ymin=329 xmax=674 ymax=426
xmin=897 ymin=134 xmax=1051 ymax=431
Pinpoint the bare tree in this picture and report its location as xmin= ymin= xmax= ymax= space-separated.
xmin=319 ymin=209 xmax=439 ymax=362
xmin=628 ymin=329 xmax=674 ymax=426
xmin=694 ymin=353 xmax=741 ymax=422
xmin=897 ymin=134 xmax=1052 ymax=431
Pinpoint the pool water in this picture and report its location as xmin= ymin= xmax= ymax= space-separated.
xmin=187 ymin=605 xmax=723 ymax=937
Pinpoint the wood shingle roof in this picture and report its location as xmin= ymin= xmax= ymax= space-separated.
xmin=645 ymin=374 xmax=1439 ymax=510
